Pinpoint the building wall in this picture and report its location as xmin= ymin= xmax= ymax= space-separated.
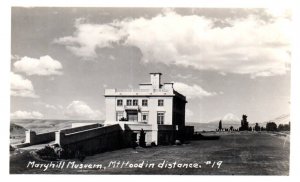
xmin=104 ymin=73 xmax=189 ymax=145
xmin=172 ymin=95 xmax=186 ymax=126
xmin=105 ymin=97 xmax=116 ymax=122
xmin=148 ymin=96 xmax=173 ymax=125
xmin=105 ymin=96 xmax=173 ymax=125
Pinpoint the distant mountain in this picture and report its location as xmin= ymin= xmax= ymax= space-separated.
xmin=209 ymin=113 xmax=241 ymax=125
xmin=187 ymin=113 xmax=241 ymax=131
xmin=187 ymin=113 xmax=290 ymax=131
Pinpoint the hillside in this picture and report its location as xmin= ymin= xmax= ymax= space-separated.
xmin=10 ymin=119 xmax=105 ymax=133
xmin=10 ymin=123 xmax=26 ymax=137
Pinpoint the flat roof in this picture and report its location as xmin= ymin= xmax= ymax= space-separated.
xmin=149 ymin=72 xmax=162 ymax=75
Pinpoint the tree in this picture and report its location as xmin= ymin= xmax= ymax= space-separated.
xmin=230 ymin=126 xmax=234 ymax=131
xmin=139 ymin=129 xmax=146 ymax=147
xmin=218 ymin=120 xmax=222 ymax=131
xmin=278 ymin=123 xmax=290 ymax=131
xmin=266 ymin=122 xmax=277 ymax=131
xmin=254 ymin=123 xmax=260 ymax=131
xmin=240 ymin=114 xmax=249 ymax=131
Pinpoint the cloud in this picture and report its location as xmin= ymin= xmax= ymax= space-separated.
xmin=11 ymin=72 xmax=39 ymax=98
xmin=186 ymin=108 xmax=194 ymax=118
xmin=173 ymin=82 xmax=216 ymax=99
xmin=13 ymin=55 xmax=63 ymax=76
xmin=11 ymin=110 xmax=44 ymax=119
xmin=64 ymin=100 xmax=103 ymax=119
xmin=54 ymin=18 xmax=127 ymax=58
xmin=11 ymin=54 xmax=21 ymax=60
xmin=45 ymin=104 xmax=57 ymax=110
xmin=55 ymin=9 xmax=291 ymax=78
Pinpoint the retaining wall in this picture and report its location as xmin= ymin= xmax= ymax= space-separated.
xmin=59 ymin=123 xmax=102 ymax=134
xmin=185 ymin=125 xmax=195 ymax=139
xmin=158 ymin=125 xmax=175 ymax=145
xmin=56 ymin=124 xmax=124 ymax=155
xmin=25 ymin=130 xmax=55 ymax=145
xmin=123 ymin=124 xmax=154 ymax=146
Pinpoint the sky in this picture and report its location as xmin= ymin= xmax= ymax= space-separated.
xmin=10 ymin=7 xmax=291 ymax=123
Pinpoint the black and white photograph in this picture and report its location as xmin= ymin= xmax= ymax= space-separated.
xmin=9 ymin=4 xmax=294 ymax=176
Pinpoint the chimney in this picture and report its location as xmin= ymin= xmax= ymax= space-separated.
xmin=150 ymin=73 xmax=162 ymax=89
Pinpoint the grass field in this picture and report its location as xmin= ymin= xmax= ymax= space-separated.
xmin=10 ymin=132 xmax=289 ymax=175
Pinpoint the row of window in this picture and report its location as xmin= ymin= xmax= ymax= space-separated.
xmin=116 ymin=111 xmax=165 ymax=124
xmin=117 ymin=99 xmax=164 ymax=107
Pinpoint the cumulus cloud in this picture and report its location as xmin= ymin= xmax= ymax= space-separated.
xmin=55 ymin=9 xmax=291 ymax=78
xmin=54 ymin=18 xmax=127 ymax=58
xmin=13 ymin=55 xmax=63 ymax=76
xmin=64 ymin=100 xmax=102 ymax=119
xmin=11 ymin=110 xmax=44 ymax=119
xmin=11 ymin=72 xmax=39 ymax=98
xmin=173 ymin=82 xmax=216 ymax=99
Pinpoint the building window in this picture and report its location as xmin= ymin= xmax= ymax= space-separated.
xmin=126 ymin=99 xmax=132 ymax=106
xmin=133 ymin=99 xmax=138 ymax=106
xmin=158 ymin=99 xmax=164 ymax=106
xmin=116 ymin=111 xmax=123 ymax=121
xmin=157 ymin=112 xmax=165 ymax=124
xmin=127 ymin=110 xmax=138 ymax=121
xmin=141 ymin=112 xmax=148 ymax=122
xmin=117 ymin=99 xmax=123 ymax=106
xmin=142 ymin=99 xmax=148 ymax=106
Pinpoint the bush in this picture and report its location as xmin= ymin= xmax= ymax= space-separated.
xmin=151 ymin=142 xmax=156 ymax=147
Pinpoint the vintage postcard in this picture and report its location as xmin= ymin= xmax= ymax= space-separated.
xmin=10 ymin=6 xmax=291 ymax=175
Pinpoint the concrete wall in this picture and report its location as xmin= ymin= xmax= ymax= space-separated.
xmin=185 ymin=125 xmax=195 ymax=140
xmin=124 ymin=124 xmax=154 ymax=145
xmin=157 ymin=125 xmax=175 ymax=145
xmin=60 ymin=123 xmax=101 ymax=134
xmin=56 ymin=124 xmax=124 ymax=155
xmin=25 ymin=130 xmax=55 ymax=145
xmin=71 ymin=123 xmax=99 ymax=128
